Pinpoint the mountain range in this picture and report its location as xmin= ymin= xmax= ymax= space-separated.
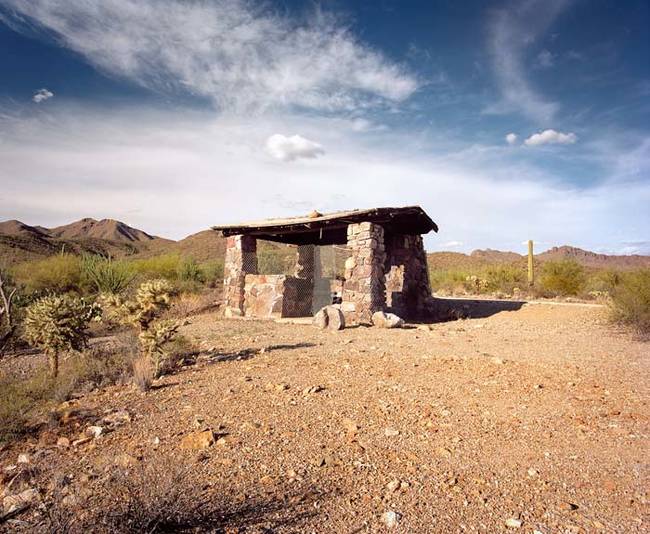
xmin=1 ymin=218 xmax=649 ymax=270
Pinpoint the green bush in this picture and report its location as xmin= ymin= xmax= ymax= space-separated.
xmin=130 ymin=254 xmax=184 ymax=281
xmin=483 ymin=265 xmax=527 ymax=293
xmin=609 ymin=269 xmax=650 ymax=335
xmin=82 ymin=255 xmax=134 ymax=294
xmin=540 ymin=260 xmax=586 ymax=296
xmin=199 ymin=259 xmax=224 ymax=287
xmin=177 ymin=257 xmax=203 ymax=283
xmin=14 ymin=254 xmax=84 ymax=294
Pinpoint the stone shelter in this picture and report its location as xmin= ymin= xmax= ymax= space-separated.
xmin=213 ymin=206 xmax=438 ymax=325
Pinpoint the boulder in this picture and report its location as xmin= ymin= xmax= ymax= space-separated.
xmin=372 ymin=311 xmax=404 ymax=329
xmin=312 ymin=306 xmax=345 ymax=331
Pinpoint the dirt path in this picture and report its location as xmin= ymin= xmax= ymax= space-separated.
xmin=3 ymin=303 xmax=649 ymax=532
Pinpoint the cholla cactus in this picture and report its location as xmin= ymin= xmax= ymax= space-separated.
xmin=23 ymin=295 xmax=101 ymax=377
xmin=101 ymin=279 xmax=180 ymax=377
xmin=465 ymin=275 xmax=489 ymax=294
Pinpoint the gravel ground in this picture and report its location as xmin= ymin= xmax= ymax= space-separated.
xmin=2 ymin=302 xmax=648 ymax=532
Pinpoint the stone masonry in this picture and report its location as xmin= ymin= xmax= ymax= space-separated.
xmin=223 ymin=235 xmax=258 ymax=317
xmin=342 ymin=222 xmax=386 ymax=324
xmin=384 ymin=233 xmax=433 ymax=319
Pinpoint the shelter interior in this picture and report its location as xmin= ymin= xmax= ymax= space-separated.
xmin=214 ymin=206 xmax=438 ymax=325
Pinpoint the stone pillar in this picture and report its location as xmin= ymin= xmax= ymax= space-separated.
xmin=223 ymin=235 xmax=257 ymax=317
xmin=294 ymin=245 xmax=315 ymax=315
xmin=342 ymin=222 xmax=386 ymax=324
xmin=384 ymin=233 xmax=433 ymax=319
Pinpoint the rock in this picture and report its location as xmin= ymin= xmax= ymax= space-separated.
xmin=381 ymin=510 xmax=400 ymax=529
xmin=56 ymin=437 xmax=70 ymax=449
xmin=417 ymin=324 xmax=432 ymax=331
xmin=527 ymin=468 xmax=538 ymax=477
xmin=386 ymin=479 xmax=401 ymax=493
xmin=16 ymin=454 xmax=30 ymax=465
xmin=114 ymin=453 xmax=139 ymax=468
xmin=505 ymin=518 xmax=522 ymax=528
xmin=85 ymin=426 xmax=104 ymax=439
xmin=342 ymin=418 xmax=359 ymax=438
xmin=491 ymin=357 xmax=505 ymax=365
xmin=326 ymin=307 xmax=345 ymax=330
xmin=559 ymin=502 xmax=579 ymax=512
xmin=101 ymin=410 xmax=132 ymax=427
xmin=2 ymin=488 xmax=38 ymax=520
xmin=302 ymin=385 xmax=324 ymax=396
xmin=372 ymin=311 xmax=404 ymax=329
xmin=180 ymin=430 xmax=215 ymax=450
xmin=313 ymin=306 xmax=346 ymax=331
xmin=259 ymin=475 xmax=274 ymax=485
xmin=72 ymin=437 xmax=92 ymax=448
xmin=384 ymin=428 xmax=400 ymax=437
xmin=313 ymin=308 xmax=328 ymax=329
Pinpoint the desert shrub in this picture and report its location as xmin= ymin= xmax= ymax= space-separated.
xmin=130 ymin=254 xmax=184 ymax=281
xmin=258 ymin=249 xmax=294 ymax=275
xmin=429 ymin=269 xmax=470 ymax=293
xmin=176 ymin=257 xmax=204 ymax=283
xmin=0 ymin=370 xmax=54 ymax=443
xmin=14 ymin=254 xmax=84 ymax=294
xmin=132 ymin=355 xmax=153 ymax=392
xmin=0 ymin=269 xmax=18 ymax=354
xmin=101 ymin=279 xmax=181 ymax=377
xmin=81 ymin=254 xmax=134 ymax=294
xmin=483 ymin=264 xmax=527 ymax=293
xmin=199 ymin=259 xmax=224 ymax=287
xmin=23 ymin=294 xmax=101 ymax=377
xmin=609 ymin=269 xmax=650 ymax=336
xmin=584 ymin=269 xmax=622 ymax=297
xmin=539 ymin=259 xmax=586 ymax=296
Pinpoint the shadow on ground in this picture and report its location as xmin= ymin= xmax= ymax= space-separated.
xmin=428 ymin=297 xmax=526 ymax=321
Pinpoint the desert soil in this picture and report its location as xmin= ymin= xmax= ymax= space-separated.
xmin=1 ymin=302 xmax=648 ymax=532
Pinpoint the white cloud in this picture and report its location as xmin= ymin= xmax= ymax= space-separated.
xmin=505 ymin=132 xmax=518 ymax=145
xmin=487 ymin=0 xmax=570 ymax=123
xmin=265 ymin=134 xmax=324 ymax=162
xmin=32 ymin=88 xmax=53 ymax=103
xmin=2 ymin=0 xmax=418 ymax=113
xmin=524 ymin=129 xmax=577 ymax=146
xmin=536 ymin=49 xmax=555 ymax=68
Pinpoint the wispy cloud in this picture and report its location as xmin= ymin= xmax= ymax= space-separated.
xmin=487 ymin=0 xmax=571 ymax=123
xmin=535 ymin=49 xmax=555 ymax=68
xmin=524 ymin=129 xmax=577 ymax=146
xmin=265 ymin=134 xmax=324 ymax=162
xmin=32 ymin=88 xmax=53 ymax=103
xmin=0 ymin=0 xmax=418 ymax=113
xmin=505 ymin=132 xmax=518 ymax=145
xmin=1 ymin=105 xmax=648 ymax=251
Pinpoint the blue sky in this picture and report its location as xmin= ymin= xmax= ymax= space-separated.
xmin=0 ymin=0 xmax=648 ymax=254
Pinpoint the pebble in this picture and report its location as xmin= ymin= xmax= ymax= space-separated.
xmin=386 ymin=479 xmax=401 ymax=493
xmin=381 ymin=510 xmax=400 ymax=529
xmin=505 ymin=518 xmax=522 ymax=528
xmin=384 ymin=428 xmax=400 ymax=437
xmin=85 ymin=426 xmax=104 ymax=439
xmin=56 ymin=437 xmax=70 ymax=448
xmin=17 ymin=454 xmax=30 ymax=464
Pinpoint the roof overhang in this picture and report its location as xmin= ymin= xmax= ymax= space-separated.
xmin=212 ymin=206 xmax=438 ymax=246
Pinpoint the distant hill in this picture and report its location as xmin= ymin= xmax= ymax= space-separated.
xmin=428 ymin=246 xmax=650 ymax=271
xmin=537 ymin=245 xmax=650 ymax=269
xmin=2 ymin=218 xmax=649 ymax=271
xmin=48 ymin=218 xmax=166 ymax=243
xmin=0 ymin=218 xmax=172 ymax=267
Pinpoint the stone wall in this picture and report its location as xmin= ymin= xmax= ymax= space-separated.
xmin=243 ymin=274 xmax=311 ymax=318
xmin=342 ymin=222 xmax=386 ymax=324
xmin=384 ymin=233 xmax=433 ymax=319
xmin=223 ymin=235 xmax=258 ymax=317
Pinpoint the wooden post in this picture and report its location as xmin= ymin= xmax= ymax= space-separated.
xmin=527 ymin=240 xmax=534 ymax=286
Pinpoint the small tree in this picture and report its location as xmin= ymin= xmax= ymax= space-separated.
xmin=0 ymin=270 xmax=18 ymax=354
xmin=101 ymin=279 xmax=181 ymax=377
xmin=23 ymin=295 xmax=101 ymax=377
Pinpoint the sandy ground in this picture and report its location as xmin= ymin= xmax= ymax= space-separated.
xmin=1 ymin=301 xmax=648 ymax=532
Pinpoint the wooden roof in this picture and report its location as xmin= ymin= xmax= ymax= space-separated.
xmin=213 ymin=206 xmax=438 ymax=246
